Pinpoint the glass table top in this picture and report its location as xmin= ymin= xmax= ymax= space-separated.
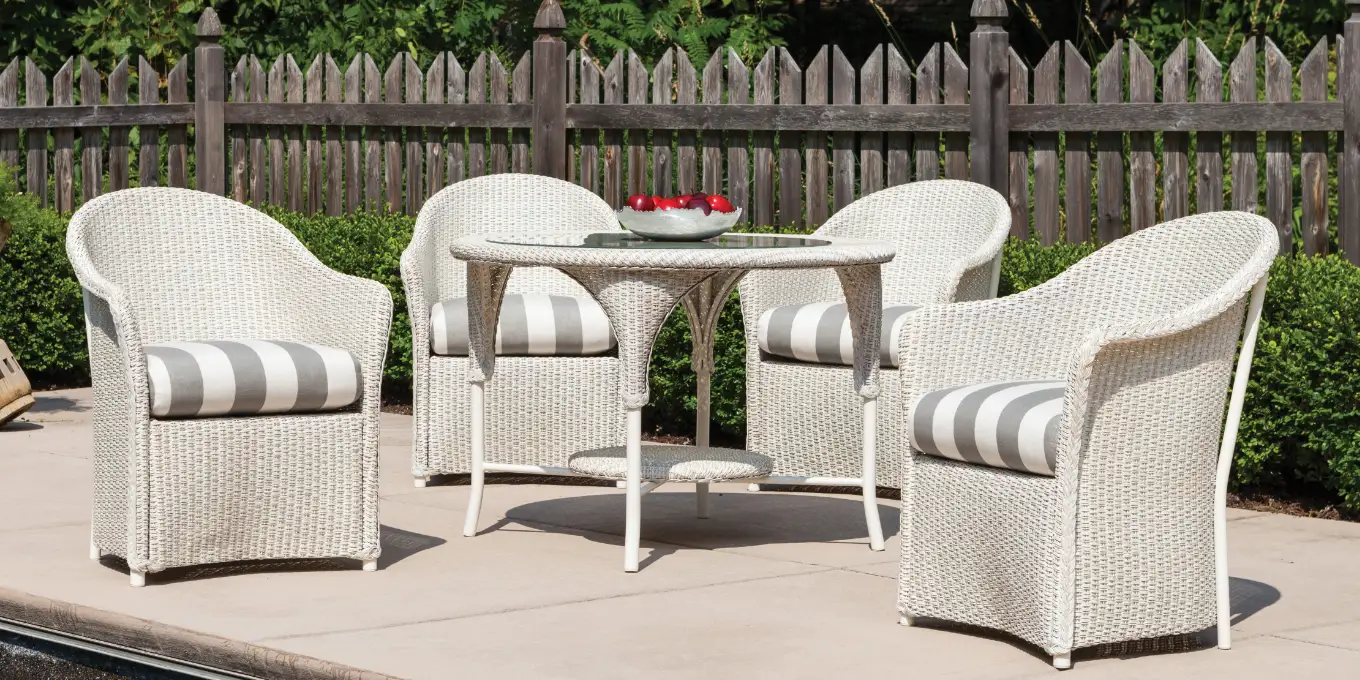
xmin=486 ymin=232 xmax=832 ymax=250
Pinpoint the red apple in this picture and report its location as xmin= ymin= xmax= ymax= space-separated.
xmin=627 ymin=194 xmax=655 ymax=211
xmin=685 ymin=197 xmax=713 ymax=215
xmin=675 ymin=193 xmax=692 ymax=205
xmin=706 ymin=195 xmax=735 ymax=213
xmin=655 ymin=197 xmax=682 ymax=210
xmin=691 ymin=191 xmax=708 ymax=202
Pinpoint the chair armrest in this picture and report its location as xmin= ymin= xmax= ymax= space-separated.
xmin=400 ymin=237 xmax=437 ymax=359
xmin=285 ymin=265 xmax=394 ymax=407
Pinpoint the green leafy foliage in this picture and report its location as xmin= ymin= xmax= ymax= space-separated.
xmin=4 ymin=182 xmax=1360 ymax=510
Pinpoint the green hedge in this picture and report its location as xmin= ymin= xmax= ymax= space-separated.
xmin=3 ymin=179 xmax=1360 ymax=510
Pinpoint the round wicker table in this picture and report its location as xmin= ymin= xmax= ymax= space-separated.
xmin=451 ymin=231 xmax=895 ymax=572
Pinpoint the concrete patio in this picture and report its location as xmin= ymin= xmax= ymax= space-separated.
xmin=1 ymin=388 xmax=1358 ymax=679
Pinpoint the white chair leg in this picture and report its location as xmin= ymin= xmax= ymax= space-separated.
xmin=89 ymin=538 xmax=101 ymax=561
xmin=695 ymin=482 xmax=710 ymax=519
xmin=1052 ymin=653 xmax=1071 ymax=670
xmin=624 ymin=409 xmax=642 ymax=572
xmin=362 ymin=559 xmax=378 ymax=572
xmin=898 ymin=614 xmax=914 ymax=626
xmin=746 ymin=483 xmax=761 ymax=492
xmin=862 ymin=397 xmax=885 ymax=551
xmin=463 ymin=382 xmax=486 ymax=538
xmin=413 ymin=475 xmax=429 ymax=488
xmin=129 ymin=570 xmax=145 ymax=588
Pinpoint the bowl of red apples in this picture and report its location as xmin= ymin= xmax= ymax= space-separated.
xmin=616 ymin=192 xmax=742 ymax=241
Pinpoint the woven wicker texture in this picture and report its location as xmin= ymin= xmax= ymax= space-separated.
xmin=403 ymin=175 xmax=627 ymax=479
xmin=453 ymin=236 xmax=893 ymax=410
xmin=568 ymin=445 xmax=773 ymax=482
xmin=895 ymin=211 xmax=1279 ymax=656
xmin=739 ymin=180 xmax=1011 ymax=485
xmin=66 ymin=188 xmax=392 ymax=575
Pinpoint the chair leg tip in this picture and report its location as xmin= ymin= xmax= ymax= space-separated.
xmin=746 ymin=483 xmax=761 ymax=492
xmin=129 ymin=571 xmax=146 ymax=588
xmin=899 ymin=615 xmax=914 ymax=626
xmin=1052 ymin=653 xmax=1072 ymax=670
xmin=413 ymin=477 xmax=429 ymax=488
xmin=89 ymin=543 xmax=101 ymax=561
xmin=361 ymin=559 xmax=378 ymax=572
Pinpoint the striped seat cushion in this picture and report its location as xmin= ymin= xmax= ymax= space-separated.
xmin=757 ymin=302 xmax=920 ymax=368
xmin=145 ymin=341 xmax=363 ymax=419
xmin=909 ymin=380 xmax=1066 ymax=476
xmin=430 ymin=294 xmax=616 ymax=357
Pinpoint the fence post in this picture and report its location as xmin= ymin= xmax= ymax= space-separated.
xmin=194 ymin=9 xmax=226 ymax=195
xmin=1344 ymin=1 xmax=1360 ymax=264
xmin=969 ymin=0 xmax=1009 ymax=195
xmin=532 ymin=0 xmax=567 ymax=178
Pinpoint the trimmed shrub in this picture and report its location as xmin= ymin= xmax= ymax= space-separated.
xmin=3 ymin=181 xmax=1360 ymax=510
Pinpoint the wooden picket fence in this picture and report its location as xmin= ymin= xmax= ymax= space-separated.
xmin=3 ymin=1 xmax=1360 ymax=263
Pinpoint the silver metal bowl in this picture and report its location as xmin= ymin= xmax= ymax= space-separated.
xmin=616 ymin=207 xmax=743 ymax=241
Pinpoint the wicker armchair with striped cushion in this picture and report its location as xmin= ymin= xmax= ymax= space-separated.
xmin=739 ymin=180 xmax=1011 ymax=496
xmin=66 ymin=188 xmax=393 ymax=587
xmin=895 ymin=212 xmax=1278 ymax=668
xmin=401 ymin=174 xmax=625 ymax=487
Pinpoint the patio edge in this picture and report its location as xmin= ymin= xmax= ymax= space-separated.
xmin=0 ymin=586 xmax=402 ymax=680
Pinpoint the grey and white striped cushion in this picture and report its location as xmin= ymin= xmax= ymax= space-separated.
xmin=145 ymin=341 xmax=363 ymax=419
xmin=909 ymin=380 xmax=1065 ymax=476
xmin=757 ymin=302 xmax=920 ymax=368
xmin=430 ymin=294 xmax=616 ymax=357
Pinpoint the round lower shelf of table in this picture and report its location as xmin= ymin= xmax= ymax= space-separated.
xmin=567 ymin=445 xmax=773 ymax=482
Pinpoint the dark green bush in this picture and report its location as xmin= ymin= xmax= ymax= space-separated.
xmin=3 ymin=180 xmax=1360 ymax=510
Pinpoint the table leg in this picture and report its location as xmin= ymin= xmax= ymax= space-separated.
xmin=462 ymin=261 xmax=512 ymax=540
xmin=862 ymin=396 xmax=884 ymax=551
xmin=464 ymin=381 xmax=486 ymax=538
xmin=836 ymin=264 xmax=885 ymax=552
xmin=680 ymin=271 xmax=744 ymax=521
xmin=624 ymin=408 xmax=643 ymax=572
xmin=694 ymin=367 xmax=711 ymax=519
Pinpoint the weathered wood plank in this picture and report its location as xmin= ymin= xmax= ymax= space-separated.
xmin=1063 ymin=42 xmax=1091 ymax=242
xmin=344 ymin=55 xmax=362 ymax=212
xmin=1007 ymin=48 xmax=1029 ymax=238
xmin=651 ymin=49 xmax=674 ymax=197
xmin=467 ymin=53 xmax=487 ymax=179
xmin=1264 ymin=39 xmax=1293 ymax=252
xmin=489 ymin=54 xmax=508 ymax=176
xmin=675 ymin=48 xmax=697 ymax=196
xmin=578 ymin=52 xmax=600 ymax=194
xmin=1229 ymin=38 xmax=1258 ymax=214
xmin=0 ymin=60 xmax=17 ymax=183
xmin=1032 ymin=44 xmax=1060 ymax=244
xmin=779 ymin=48 xmax=803 ymax=225
xmin=702 ymin=50 xmax=724 ymax=197
xmin=136 ymin=58 xmax=156 ymax=191
xmin=1095 ymin=42 xmax=1123 ymax=242
xmin=859 ymin=46 xmax=884 ymax=201
xmin=1128 ymin=41 xmax=1155 ymax=231
xmin=405 ymin=54 xmax=423 ymax=214
xmin=230 ymin=58 xmax=247 ymax=201
xmin=753 ymin=49 xmax=776 ymax=226
xmin=286 ymin=56 xmax=303 ymax=212
xmin=324 ymin=54 xmax=342 ymax=215
xmin=447 ymin=54 xmax=466 ymax=186
xmin=1195 ymin=40 xmax=1223 ymax=214
xmin=627 ymin=51 xmax=649 ymax=198
xmin=363 ymin=55 xmax=381 ymax=211
xmin=566 ymin=49 xmax=578 ymax=185
xmin=942 ymin=44 xmax=968 ymax=181
xmin=78 ymin=58 xmax=101 ymax=203
xmin=166 ymin=58 xmax=189 ymax=190
xmin=1007 ymin=102 xmax=1340 ymax=131
xmin=268 ymin=57 xmax=285 ymax=206
xmin=885 ymin=45 xmax=911 ymax=188
xmin=726 ymin=49 xmax=750 ymax=221
xmin=805 ymin=47 xmax=829 ymax=225
xmin=53 ymin=58 xmax=74 ymax=211
xmin=425 ymin=53 xmax=445 ymax=203
xmin=830 ymin=46 xmax=854 ymax=213
xmin=512 ymin=52 xmax=531 ymax=176
xmin=251 ymin=56 xmax=269 ymax=206
xmin=1341 ymin=31 xmax=1354 ymax=259
xmin=1300 ymin=38 xmax=1330 ymax=256
xmin=915 ymin=44 xmax=941 ymax=182
xmin=1161 ymin=40 xmax=1189 ymax=221
xmin=23 ymin=59 xmax=48 ymax=205
xmin=107 ymin=58 xmax=129 ymax=191
xmin=383 ymin=54 xmax=403 ymax=212
xmin=602 ymin=51 xmax=624 ymax=208
xmin=305 ymin=55 xmax=324 ymax=214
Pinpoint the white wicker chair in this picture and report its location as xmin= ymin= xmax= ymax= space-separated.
xmin=895 ymin=212 xmax=1278 ymax=669
xmin=738 ymin=180 xmax=1010 ymax=527
xmin=401 ymin=174 xmax=624 ymax=486
xmin=67 ymin=188 xmax=393 ymax=587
